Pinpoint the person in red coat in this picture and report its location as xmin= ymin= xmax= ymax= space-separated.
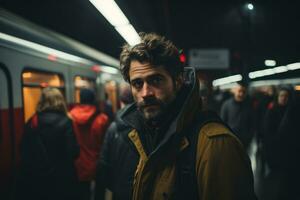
xmin=70 ymin=88 xmax=109 ymax=200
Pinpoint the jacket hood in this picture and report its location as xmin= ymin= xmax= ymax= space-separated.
xmin=114 ymin=105 xmax=133 ymax=131
xmin=121 ymin=67 xmax=201 ymax=149
xmin=70 ymin=105 xmax=97 ymax=125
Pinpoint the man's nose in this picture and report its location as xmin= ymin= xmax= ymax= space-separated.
xmin=141 ymin=82 xmax=154 ymax=98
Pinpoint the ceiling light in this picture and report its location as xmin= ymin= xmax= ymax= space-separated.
xmin=273 ymin=66 xmax=288 ymax=73
xmin=115 ymin=25 xmax=140 ymax=46
xmin=264 ymin=59 xmax=276 ymax=67
xmin=248 ymin=68 xmax=275 ymax=79
xmin=89 ymin=0 xmax=141 ymax=46
xmin=89 ymin=0 xmax=129 ymax=26
xmin=287 ymin=62 xmax=300 ymax=70
xmin=247 ymin=3 xmax=254 ymax=10
xmin=212 ymin=74 xmax=242 ymax=87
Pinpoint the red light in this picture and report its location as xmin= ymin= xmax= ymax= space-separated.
xmin=91 ymin=65 xmax=101 ymax=72
xmin=48 ymin=54 xmax=57 ymax=61
xmin=179 ymin=53 xmax=186 ymax=63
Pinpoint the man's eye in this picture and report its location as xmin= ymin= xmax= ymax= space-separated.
xmin=149 ymin=77 xmax=163 ymax=86
xmin=131 ymin=80 xmax=143 ymax=89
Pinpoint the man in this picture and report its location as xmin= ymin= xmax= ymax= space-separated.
xmin=220 ymin=82 xmax=255 ymax=150
xmin=96 ymin=33 xmax=256 ymax=200
xmin=70 ymin=88 xmax=109 ymax=200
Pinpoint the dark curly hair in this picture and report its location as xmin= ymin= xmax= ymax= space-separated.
xmin=119 ymin=32 xmax=183 ymax=82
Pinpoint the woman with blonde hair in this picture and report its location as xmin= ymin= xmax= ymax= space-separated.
xmin=17 ymin=87 xmax=79 ymax=200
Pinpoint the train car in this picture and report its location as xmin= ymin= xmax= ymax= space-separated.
xmin=0 ymin=9 xmax=123 ymax=199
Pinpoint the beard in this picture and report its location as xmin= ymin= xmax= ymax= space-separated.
xmin=137 ymin=95 xmax=175 ymax=124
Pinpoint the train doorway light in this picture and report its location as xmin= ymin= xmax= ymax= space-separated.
xmin=294 ymin=85 xmax=300 ymax=91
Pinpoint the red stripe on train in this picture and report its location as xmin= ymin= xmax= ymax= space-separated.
xmin=0 ymin=108 xmax=24 ymax=195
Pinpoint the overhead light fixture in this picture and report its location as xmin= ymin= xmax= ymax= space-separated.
xmin=249 ymin=62 xmax=300 ymax=79
xmin=89 ymin=0 xmax=141 ymax=46
xmin=287 ymin=62 xmax=300 ymax=70
xmin=264 ymin=59 xmax=276 ymax=67
xmin=115 ymin=25 xmax=141 ymax=47
xmin=89 ymin=0 xmax=129 ymax=26
xmin=212 ymin=74 xmax=242 ymax=87
xmin=247 ymin=3 xmax=254 ymax=10
xmin=249 ymin=68 xmax=275 ymax=79
xmin=273 ymin=66 xmax=288 ymax=73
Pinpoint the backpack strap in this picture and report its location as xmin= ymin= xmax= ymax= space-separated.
xmin=175 ymin=111 xmax=223 ymax=200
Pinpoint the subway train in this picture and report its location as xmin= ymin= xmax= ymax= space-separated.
xmin=0 ymin=9 xmax=123 ymax=199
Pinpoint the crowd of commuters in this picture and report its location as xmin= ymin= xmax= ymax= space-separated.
xmin=16 ymin=32 xmax=300 ymax=200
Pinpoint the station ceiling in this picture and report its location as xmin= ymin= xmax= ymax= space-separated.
xmin=1 ymin=0 xmax=300 ymax=78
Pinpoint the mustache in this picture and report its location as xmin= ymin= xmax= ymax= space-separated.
xmin=137 ymin=97 xmax=163 ymax=109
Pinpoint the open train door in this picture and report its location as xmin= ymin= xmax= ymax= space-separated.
xmin=0 ymin=64 xmax=15 ymax=199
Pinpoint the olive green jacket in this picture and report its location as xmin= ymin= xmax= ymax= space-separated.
xmin=128 ymin=122 xmax=256 ymax=200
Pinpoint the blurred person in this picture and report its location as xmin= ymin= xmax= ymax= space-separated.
xmin=253 ymin=86 xmax=275 ymax=175
xmin=95 ymin=83 xmax=134 ymax=200
xmin=96 ymin=33 xmax=256 ymax=200
xmin=70 ymin=88 xmax=109 ymax=200
xmin=17 ymin=87 xmax=79 ymax=200
xmin=103 ymin=92 xmax=114 ymax=122
xmin=260 ymin=87 xmax=297 ymax=199
xmin=275 ymin=90 xmax=300 ymax=199
xmin=220 ymin=82 xmax=256 ymax=150
xmin=119 ymin=83 xmax=134 ymax=109
xmin=262 ymin=87 xmax=290 ymax=170
xmin=254 ymin=86 xmax=275 ymax=143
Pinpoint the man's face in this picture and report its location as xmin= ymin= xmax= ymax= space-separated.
xmin=234 ymin=85 xmax=247 ymax=102
xmin=278 ymin=90 xmax=289 ymax=106
xmin=129 ymin=60 xmax=180 ymax=121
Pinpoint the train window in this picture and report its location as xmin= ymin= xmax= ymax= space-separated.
xmin=22 ymin=70 xmax=65 ymax=122
xmin=23 ymin=72 xmax=64 ymax=87
xmin=74 ymin=76 xmax=96 ymax=103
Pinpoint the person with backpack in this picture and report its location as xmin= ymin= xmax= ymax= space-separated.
xmin=70 ymin=88 xmax=109 ymax=200
xmin=95 ymin=33 xmax=256 ymax=200
xmin=17 ymin=87 xmax=79 ymax=200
